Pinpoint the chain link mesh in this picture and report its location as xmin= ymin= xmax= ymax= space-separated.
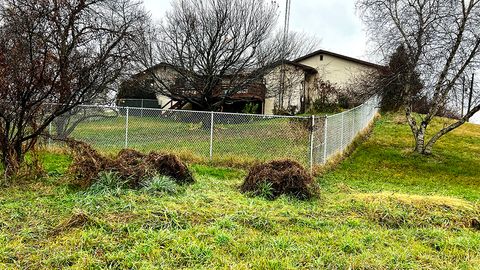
xmin=46 ymin=97 xmax=379 ymax=168
xmin=211 ymin=112 xmax=311 ymax=165
xmin=311 ymin=96 xmax=379 ymax=165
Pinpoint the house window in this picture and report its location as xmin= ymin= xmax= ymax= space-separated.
xmin=320 ymin=55 xmax=324 ymax=61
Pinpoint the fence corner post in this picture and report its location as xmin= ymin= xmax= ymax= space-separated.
xmin=323 ymin=116 xmax=328 ymax=164
xmin=125 ymin=107 xmax=129 ymax=149
xmin=309 ymin=115 xmax=315 ymax=171
xmin=209 ymin=111 xmax=214 ymax=160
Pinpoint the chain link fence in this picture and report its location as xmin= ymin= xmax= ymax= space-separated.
xmin=47 ymin=97 xmax=379 ymax=168
xmin=310 ymin=97 xmax=380 ymax=166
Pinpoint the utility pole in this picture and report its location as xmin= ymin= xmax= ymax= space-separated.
xmin=279 ymin=0 xmax=291 ymax=109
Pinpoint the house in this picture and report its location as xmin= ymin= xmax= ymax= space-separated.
xmin=119 ymin=49 xmax=382 ymax=114
xmin=263 ymin=50 xmax=383 ymax=114
xmin=118 ymin=63 xmax=267 ymax=113
xmin=263 ymin=60 xmax=318 ymax=114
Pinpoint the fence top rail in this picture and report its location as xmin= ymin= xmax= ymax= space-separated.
xmin=77 ymin=104 xmax=314 ymax=119
xmin=117 ymin=98 xmax=159 ymax=101
xmin=45 ymin=95 xmax=379 ymax=120
xmin=325 ymin=96 xmax=379 ymax=119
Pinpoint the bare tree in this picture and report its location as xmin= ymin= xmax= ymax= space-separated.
xmin=52 ymin=95 xmax=119 ymax=140
xmin=136 ymin=0 xmax=310 ymax=111
xmin=358 ymin=0 xmax=480 ymax=154
xmin=257 ymin=31 xmax=320 ymax=65
xmin=0 ymin=0 xmax=147 ymax=176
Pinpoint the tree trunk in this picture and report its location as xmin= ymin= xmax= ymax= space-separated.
xmin=416 ymin=104 xmax=480 ymax=155
xmin=1 ymin=142 xmax=23 ymax=178
xmin=0 ymin=122 xmax=22 ymax=177
xmin=413 ymin=122 xmax=429 ymax=154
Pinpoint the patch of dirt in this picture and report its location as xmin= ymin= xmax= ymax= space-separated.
xmin=471 ymin=218 xmax=480 ymax=230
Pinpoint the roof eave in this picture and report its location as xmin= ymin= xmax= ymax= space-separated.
xmin=294 ymin=49 xmax=384 ymax=69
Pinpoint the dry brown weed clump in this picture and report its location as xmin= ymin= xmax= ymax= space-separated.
xmin=240 ymin=159 xmax=318 ymax=199
xmin=50 ymin=212 xmax=93 ymax=236
xmin=66 ymin=139 xmax=194 ymax=188
xmin=66 ymin=140 xmax=111 ymax=188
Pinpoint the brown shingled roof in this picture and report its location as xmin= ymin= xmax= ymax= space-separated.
xmin=294 ymin=49 xmax=383 ymax=69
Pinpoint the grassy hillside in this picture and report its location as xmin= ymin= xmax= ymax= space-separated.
xmin=322 ymin=114 xmax=480 ymax=201
xmin=0 ymin=114 xmax=479 ymax=269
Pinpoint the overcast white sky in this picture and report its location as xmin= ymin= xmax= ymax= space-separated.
xmin=143 ymin=0 xmax=370 ymax=59
xmin=142 ymin=0 xmax=480 ymax=124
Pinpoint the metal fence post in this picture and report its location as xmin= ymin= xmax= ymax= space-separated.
xmin=125 ymin=107 xmax=129 ymax=149
xmin=309 ymin=115 xmax=315 ymax=170
xmin=341 ymin=112 xmax=344 ymax=151
xmin=323 ymin=116 xmax=328 ymax=164
xmin=209 ymin=111 xmax=214 ymax=160
xmin=48 ymin=122 xmax=52 ymax=148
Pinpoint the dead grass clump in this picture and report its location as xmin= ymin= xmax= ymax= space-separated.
xmin=66 ymin=139 xmax=194 ymax=188
xmin=392 ymin=113 xmax=407 ymax=125
xmin=113 ymin=149 xmax=149 ymax=187
xmin=51 ymin=212 xmax=93 ymax=236
xmin=117 ymin=148 xmax=145 ymax=162
xmin=240 ymin=159 xmax=318 ymax=200
xmin=145 ymin=152 xmax=195 ymax=184
xmin=347 ymin=193 xmax=480 ymax=230
xmin=104 ymin=212 xmax=139 ymax=224
xmin=66 ymin=140 xmax=111 ymax=188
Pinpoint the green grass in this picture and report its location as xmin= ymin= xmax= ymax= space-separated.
xmin=1 ymin=113 xmax=480 ymax=269
xmin=321 ymin=114 xmax=480 ymax=201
